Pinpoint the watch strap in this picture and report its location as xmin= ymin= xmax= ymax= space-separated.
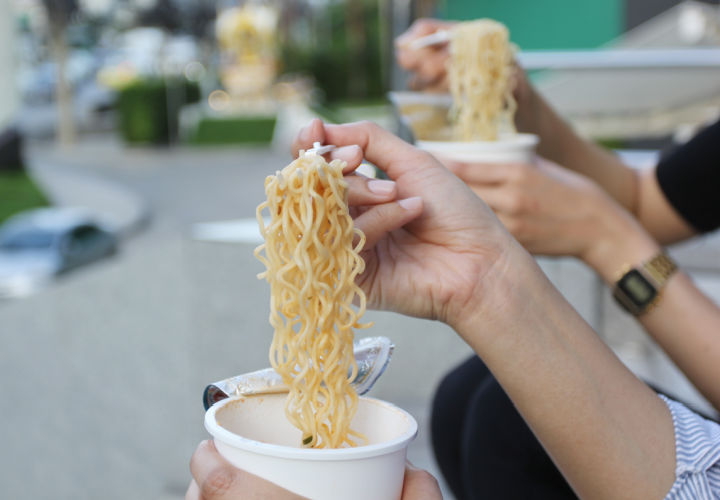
xmin=642 ymin=252 xmax=677 ymax=286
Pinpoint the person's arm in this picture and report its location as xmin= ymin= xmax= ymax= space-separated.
xmin=453 ymin=244 xmax=676 ymax=500
xmin=516 ymin=84 xmax=697 ymax=245
xmin=515 ymin=84 xmax=637 ymax=211
xmin=293 ymin=119 xmax=677 ymax=499
xmin=583 ymin=199 xmax=720 ymax=414
xmin=444 ymin=158 xmax=720 ymax=413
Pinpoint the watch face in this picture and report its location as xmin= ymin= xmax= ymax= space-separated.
xmin=617 ymin=269 xmax=657 ymax=308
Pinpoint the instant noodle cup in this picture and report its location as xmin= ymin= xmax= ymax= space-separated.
xmin=388 ymin=92 xmax=538 ymax=164
xmin=417 ymin=133 xmax=539 ymax=164
xmin=205 ymin=393 xmax=418 ymax=500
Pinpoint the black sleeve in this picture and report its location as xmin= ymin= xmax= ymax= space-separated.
xmin=655 ymin=119 xmax=720 ymax=233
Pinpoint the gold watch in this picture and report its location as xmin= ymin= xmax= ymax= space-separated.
xmin=612 ymin=252 xmax=678 ymax=316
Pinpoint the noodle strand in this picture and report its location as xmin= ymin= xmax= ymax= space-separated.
xmin=255 ymin=152 xmax=370 ymax=448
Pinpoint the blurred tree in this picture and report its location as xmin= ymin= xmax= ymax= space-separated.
xmin=279 ymin=0 xmax=387 ymax=103
xmin=41 ymin=0 xmax=79 ymax=145
xmin=136 ymin=0 xmax=180 ymax=31
xmin=346 ymin=0 xmax=367 ymax=98
xmin=185 ymin=0 xmax=218 ymax=74
xmin=186 ymin=0 xmax=218 ymax=41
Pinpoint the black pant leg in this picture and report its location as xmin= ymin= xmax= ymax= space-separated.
xmin=431 ymin=356 xmax=577 ymax=500
xmin=460 ymin=371 xmax=577 ymax=500
xmin=431 ymin=355 xmax=492 ymax=500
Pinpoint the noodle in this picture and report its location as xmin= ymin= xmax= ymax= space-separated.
xmin=254 ymin=151 xmax=370 ymax=448
xmin=448 ymin=19 xmax=517 ymax=141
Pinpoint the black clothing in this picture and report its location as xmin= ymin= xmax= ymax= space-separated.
xmin=656 ymin=119 xmax=720 ymax=233
xmin=431 ymin=356 xmax=578 ymax=500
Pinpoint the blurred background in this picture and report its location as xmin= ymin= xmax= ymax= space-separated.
xmin=2 ymin=0 xmax=720 ymax=498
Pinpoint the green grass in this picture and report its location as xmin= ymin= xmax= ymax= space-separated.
xmin=312 ymin=99 xmax=392 ymax=125
xmin=0 ymin=171 xmax=50 ymax=224
xmin=188 ymin=116 xmax=277 ymax=145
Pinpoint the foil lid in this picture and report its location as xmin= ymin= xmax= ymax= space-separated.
xmin=203 ymin=336 xmax=394 ymax=410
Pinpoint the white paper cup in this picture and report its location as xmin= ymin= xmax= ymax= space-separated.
xmin=417 ymin=133 xmax=539 ymax=164
xmin=205 ymin=394 xmax=418 ymax=500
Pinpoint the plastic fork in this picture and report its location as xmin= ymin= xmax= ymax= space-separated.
xmin=410 ymin=29 xmax=450 ymax=50
xmin=304 ymin=142 xmax=337 ymax=156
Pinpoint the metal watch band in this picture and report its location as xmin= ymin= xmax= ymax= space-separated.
xmin=642 ymin=252 xmax=677 ymax=286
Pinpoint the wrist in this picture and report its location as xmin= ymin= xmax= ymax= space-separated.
xmin=448 ymin=240 xmax=552 ymax=348
xmin=581 ymin=208 xmax=661 ymax=284
xmin=514 ymin=82 xmax=543 ymax=135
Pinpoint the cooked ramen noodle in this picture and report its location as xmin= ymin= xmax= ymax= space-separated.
xmin=255 ymin=151 xmax=370 ymax=448
xmin=449 ymin=19 xmax=516 ymax=141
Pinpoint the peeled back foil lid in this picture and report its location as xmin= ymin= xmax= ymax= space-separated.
xmin=203 ymin=336 xmax=394 ymax=410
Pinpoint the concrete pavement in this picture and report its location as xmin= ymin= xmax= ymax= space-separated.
xmin=28 ymin=145 xmax=150 ymax=237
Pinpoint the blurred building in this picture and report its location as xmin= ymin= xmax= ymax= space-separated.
xmin=0 ymin=0 xmax=18 ymax=129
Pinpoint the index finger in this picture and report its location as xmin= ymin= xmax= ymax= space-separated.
xmin=325 ymin=121 xmax=440 ymax=180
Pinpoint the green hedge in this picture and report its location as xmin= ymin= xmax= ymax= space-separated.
xmin=116 ymin=78 xmax=200 ymax=145
xmin=0 ymin=172 xmax=50 ymax=224
xmin=188 ymin=115 xmax=277 ymax=145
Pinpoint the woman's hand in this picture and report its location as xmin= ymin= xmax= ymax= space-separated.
xmin=443 ymin=157 xmax=660 ymax=282
xmin=187 ymin=440 xmax=306 ymax=499
xmin=187 ymin=440 xmax=443 ymax=500
xmin=292 ymin=119 xmax=528 ymax=334
xmin=395 ymin=18 xmax=456 ymax=92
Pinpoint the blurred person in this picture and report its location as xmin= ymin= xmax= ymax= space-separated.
xmin=192 ymin=119 xmax=720 ymax=500
xmin=397 ymin=17 xmax=720 ymax=499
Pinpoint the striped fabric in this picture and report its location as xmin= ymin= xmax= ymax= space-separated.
xmin=660 ymin=395 xmax=720 ymax=499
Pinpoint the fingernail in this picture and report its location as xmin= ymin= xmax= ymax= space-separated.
xmin=367 ymin=179 xmax=396 ymax=195
xmin=331 ymin=145 xmax=361 ymax=162
xmin=398 ymin=196 xmax=422 ymax=211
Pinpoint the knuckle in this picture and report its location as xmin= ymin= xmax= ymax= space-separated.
xmin=413 ymin=18 xmax=434 ymax=31
xmin=200 ymin=467 xmax=238 ymax=498
xmin=357 ymin=120 xmax=379 ymax=134
xmin=374 ymin=202 xmax=397 ymax=219
xmin=504 ymin=217 xmax=523 ymax=235
xmin=508 ymin=163 xmax=531 ymax=183
xmin=506 ymin=192 xmax=526 ymax=214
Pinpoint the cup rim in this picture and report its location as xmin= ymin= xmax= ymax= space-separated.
xmin=417 ymin=133 xmax=539 ymax=152
xmin=205 ymin=395 xmax=418 ymax=461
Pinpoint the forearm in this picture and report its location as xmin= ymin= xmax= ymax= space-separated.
xmin=584 ymin=215 xmax=720 ymax=412
xmin=635 ymin=168 xmax=697 ymax=245
xmin=516 ymin=86 xmax=638 ymax=213
xmin=453 ymin=246 xmax=675 ymax=500
xmin=642 ymin=274 xmax=720 ymax=411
